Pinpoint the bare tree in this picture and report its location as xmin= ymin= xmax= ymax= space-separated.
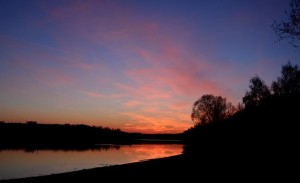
xmin=272 ymin=61 xmax=300 ymax=95
xmin=272 ymin=0 xmax=300 ymax=47
xmin=243 ymin=75 xmax=271 ymax=107
xmin=191 ymin=94 xmax=236 ymax=125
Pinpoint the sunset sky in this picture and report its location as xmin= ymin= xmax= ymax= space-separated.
xmin=0 ymin=0 xmax=299 ymax=133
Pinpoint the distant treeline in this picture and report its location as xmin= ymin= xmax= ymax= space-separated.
xmin=0 ymin=122 xmax=128 ymax=149
xmin=0 ymin=122 xmax=181 ymax=150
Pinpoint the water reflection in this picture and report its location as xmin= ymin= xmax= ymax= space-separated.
xmin=0 ymin=144 xmax=182 ymax=180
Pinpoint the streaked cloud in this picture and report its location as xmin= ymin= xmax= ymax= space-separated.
xmin=0 ymin=0 xmax=298 ymax=133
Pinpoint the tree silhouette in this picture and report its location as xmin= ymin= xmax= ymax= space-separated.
xmin=272 ymin=0 xmax=300 ymax=47
xmin=242 ymin=75 xmax=271 ymax=107
xmin=272 ymin=61 xmax=300 ymax=95
xmin=191 ymin=94 xmax=236 ymax=125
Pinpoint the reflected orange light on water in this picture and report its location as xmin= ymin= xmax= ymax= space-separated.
xmin=121 ymin=144 xmax=182 ymax=162
xmin=0 ymin=144 xmax=183 ymax=180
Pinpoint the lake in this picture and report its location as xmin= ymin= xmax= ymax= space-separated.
xmin=0 ymin=144 xmax=183 ymax=180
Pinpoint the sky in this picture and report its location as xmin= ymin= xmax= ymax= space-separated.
xmin=0 ymin=0 xmax=299 ymax=133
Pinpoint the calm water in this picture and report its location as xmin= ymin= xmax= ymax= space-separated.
xmin=0 ymin=144 xmax=182 ymax=180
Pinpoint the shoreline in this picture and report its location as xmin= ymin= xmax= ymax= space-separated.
xmin=1 ymin=151 xmax=290 ymax=182
xmin=1 ymin=154 xmax=187 ymax=182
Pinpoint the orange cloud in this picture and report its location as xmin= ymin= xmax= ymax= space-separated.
xmin=124 ymin=101 xmax=141 ymax=107
xmin=169 ymin=101 xmax=191 ymax=111
xmin=121 ymin=112 xmax=192 ymax=134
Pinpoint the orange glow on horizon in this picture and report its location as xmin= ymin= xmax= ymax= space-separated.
xmin=2 ymin=0 xmax=292 ymax=135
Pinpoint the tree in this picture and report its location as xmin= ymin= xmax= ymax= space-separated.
xmin=272 ymin=61 xmax=300 ymax=95
xmin=237 ymin=102 xmax=245 ymax=111
xmin=191 ymin=94 xmax=236 ymax=125
xmin=272 ymin=0 xmax=300 ymax=47
xmin=242 ymin=75 xmax=271 ymax=107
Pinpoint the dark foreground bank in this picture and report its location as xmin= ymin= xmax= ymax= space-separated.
xmin=1 ymin=146 xmax=294 ymax=182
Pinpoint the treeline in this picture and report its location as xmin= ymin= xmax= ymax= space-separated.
xmin=0 ymin=122 xmax=130 ymax=149
xmin=0 ymin=122 xmax=182 ymax=150
xmin=183 ymin=62 xmax=300 ymax=153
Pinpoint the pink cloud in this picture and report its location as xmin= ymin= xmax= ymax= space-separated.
xmin=37 ymin=0 xmax=252 ymax=105
xmin=125 ymin=46 xmax=222 ymax=97
xmin=117 ymin=83 xmax=172 ymax=100
xmin=2 ymin=0 xmax=256 ymax=133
